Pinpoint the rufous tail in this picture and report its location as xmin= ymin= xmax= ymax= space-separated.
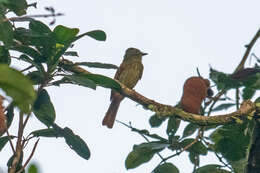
xmin=102 ymin=98 xmax=121 ymax=128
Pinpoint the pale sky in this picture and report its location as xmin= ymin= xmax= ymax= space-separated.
xmin=1 ymin=1 xmax=260 ymax=173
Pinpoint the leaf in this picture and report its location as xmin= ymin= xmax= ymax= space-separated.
xmin=189 ymin=152 xmax=199 ymax=166
xmin=31 ymin=128 xmax=62 ymax=138
xmin=0 ymin=46 xmax=10 ymax=65
xmin=6 ymin=103 xmax=14 ymax=128
xmin=154 ymin=163 xmax=179 ymax=173
xmin=125 ymin=142 xmax=167 ymax=169
xmin=53 ymin=25 xmax=79 ymax=45
xmin=29 ymin=20 xmax=52 ymax=34
xmin=28 ymin=164 xmax=38 ymax=173
xmin=0 ymin=14 xmax=13 ymax=46
xmin=0 ymin=136 xmax=14 ymax=152
xmin=85 ymin=74 xmax=121 ymax=90
xmin=27 ymin=71 xmax=45 ymax=85
xmin=33 ymin=89 xmax=55 ymax=127
xmin=166 ymin=117 xmax=181 ymax=137
xmin=149 ymin=114 xmax=166 ymax=127
xmin=1 ymin=0 xmax=27 ymax=16
xmin=75 ymin=30 xmax=106 ymax=41
xmin=19 ymin=54 xmax=45 ymax=73
xmin=180 ymin=138 xmax=208 ymax=155
xmin=182 ymin=123 xmax=199 ymax=138
xmin=64 ymin=51 xmax=79 ymax=57
xmin=194 ymin=164 xmax=231 ymax=173
xmin=10 ymin=45 xmax=44 ymax=63
xmin=62 ymin=127 xmax=90 ymax=160
xmin=211 ymin=103 xmax=235 ymax=112
xmin=63 ymin=74 xmax=96 ymax=89
xmin=76 ymin=62 xmax=118 ymax=69
xmin=0 ymin=65 xmax=36 ymax=113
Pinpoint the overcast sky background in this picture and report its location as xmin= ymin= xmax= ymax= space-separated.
xmin=1 ymin=1 xmax=260 ymax=173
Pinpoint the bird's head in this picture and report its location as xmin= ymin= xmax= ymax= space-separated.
xmin=124 ymin=48 xmax=147 ymax=60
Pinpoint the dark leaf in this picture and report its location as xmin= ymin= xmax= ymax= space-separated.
xmin=63 ymin=74 xmax=96 ymax=89
xmin=0 ymin=46 xmax=10 ymax=65
xmin=0 ymin=136 xmax=15 ymax=152
xmin=75 ymin=30 xmax=106 ymax=41
xmin=64 ymin=51 xmax=79 ymax=57
xmin=242 ymin=87 xmax=256 ymax=100
xmin=149 ymin=114 xmax=166 ymax=128
xmin=0 ymin=65 xmax=36 ymax=113
xmin=76 ymin=62 xmax=118 ymax=69
xmin=231 ymin=68 xmax=260 ymax=81
xmin=33 ymin=89 xmax=55 ymax=127
xmin=194 ymin=164 xmax=230 ymax=173
xmin=27 ymin=71 xmax=45 ymax=85
xmin=0 ymin=14 xmax=13 ymax=46
xmin=19 ymin=54 xmax=45 ymax=73
xmin=182 ymin=123 xmax=199 ymax=138
xmin=6 ymin=103 xmax=14 ymax=128
xmin=154 ymin=163 xmax=179 ymax=173
xmin=211 ymin=103 xmax=236 ymax=112
xmin=167 ymin=117 xmax=181 ymax=137
xmin=189 ymin=152 xmax=199 ymax=166
xmin=85 ymin=74 xmax=121 ymax=90
xmin=31 ymin=128 xmax=62 ymax=138
xmin=2 ymin=0 xmax=27 ymax=16
xmin=180 ymin=138 xmax=208 ymax=155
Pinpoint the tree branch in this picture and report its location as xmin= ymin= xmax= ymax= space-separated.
xmin=58 ymin=59 xmax=257 ymax=126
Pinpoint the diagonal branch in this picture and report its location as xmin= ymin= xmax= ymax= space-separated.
xmin=59 ymin=59 xmax=257 ymax=126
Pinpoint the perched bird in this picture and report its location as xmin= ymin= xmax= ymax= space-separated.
xmin=102 ymin=48 xmax=147 ymax=128
xmin=181 ymin=77 xmax=212 ymax=114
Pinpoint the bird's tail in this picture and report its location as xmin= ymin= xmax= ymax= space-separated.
xmin=102 ymin=98 xmax=121 ymax=128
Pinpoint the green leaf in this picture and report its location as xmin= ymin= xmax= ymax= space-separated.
xmin=6 ymin=103 xmax=14 ymax=128
xmin=76 ymin=62 xmax=118 ymax=69
xmin=242 ymin=87 xmax=256 ymax=100
xmin=126 ymin=142 xmax=167 ymax=169
xmin=63 ymin=74 xmax=96 ymax=89
xmin=180 ymin=138 xmax=208 ymax=155
xmin=29 ymin=20 xmax=52 ymax=34
xmin=0 ymin=14 xmax=13 ymax=46
xmin=33 ymin=89 xmax=55 ymax=127
xmin=154 ymin=163 xmax=179 ymax=173
xmin=62 ymin=127 xmax=90 ymax=160
xmin=28 ymin=164 xmax=38 ymax=173
xmin=19 ymin=54 xmax=45 ymax=73
xmin=211 ymin=103 xmax=236 ymax=112
xmin=189 ymin=152 xmax=199 ymax=166
xmin=149 ymin=114 xmax=166 ymax=127
xmin=0 ymin=46 xmax=10 ymax=65
xmin=64 ymin=51 xmax=79 ymax=57
xmin=53 ymin=25 xmax=79 ymax=45
xmin=27 ymin=71 xmax=45 ymax=85
xmin=0 ymin=136 xmax=14 ymax=152
xmin=167 ymin=117 xmax=181 ymax=137
xmin=182 ymin=123 xmax=199 ymax=138
xmin=194 ymin=164 xmax=230 ymax=173
xmin=75 ymin=30 xmax=106 ymax=41
xmin=0 ymin=65 xmax=36 ymax=113
xmin=31 ymin=128 xmax=62 ymax=138
xmin=1 ymin=0 xmax=27 ymax=16
xmin=85 ymin=74 xmax=121 ymax=90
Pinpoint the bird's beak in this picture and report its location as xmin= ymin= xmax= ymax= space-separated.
xmin=141 ymin=52 xmax=148 ymax=56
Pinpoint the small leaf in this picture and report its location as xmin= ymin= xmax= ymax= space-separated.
xmin=19 ymin=54 xmax=45 ymax=73
xmin=180 ymin=138 xmax=208 ymax=155
xmin=154 ymin=163 xmax=179 ymax=173
xmin=0 ymin=14 xmax=13 ymax=46
xmin=242 ymin=87 xmax=256 ymax=100
xmin=53 ymin=25 xmax=79 ymax=45
xmin=33 ymin=89 xmax=55 ymax=127
xmin=194 ymin=164 xmax=230 ymax=173
xmin=211 ymin=103 xmax=236 ymax=112
xmin=6 ymin=103 xmax=14 ymax=128
xmin=62 ymin=127 xmax=90 ymax=160
xmin=75 ymin=30 xmax=106 ymax=41
xmin=76 ymin=62 xmax=118 ymax=69
xmin=31 ymin=128 xmax=62 ymax=138
xmin=0 ymin=65 xmax=36 ymax=113
xmin=11 ymin=46 xmax=44 ymax=64
xmin=2 ymin=0 xmax=27 ymax=16
xmin=149 ymin=114 xmax=167 ymax=127
xmin=85 ymin=74 xmax=121 ymax=90
xmin=126 ymin=142 xmax=167 ymax=169
xmin=0 ymin=46 xmax=11 ymax=65
xmin=28 ymin=164 xmax=38 ymax=173
xmin=167 ymin=117 xmax=181 ymax=137
xmin=189 ymin=152 xmax=200 ymax=166
xmin=182 ymin=123 xmax=199 ymax=138
xmin=64 ymin=51 xmax=79 ymax=57
xmin=0 ymin=136 xmax=14 ymax=152
xmin=27 ymin=71 xmax=45 ymax=85
xmin=63 ymin=74 xmax=96 ymax=89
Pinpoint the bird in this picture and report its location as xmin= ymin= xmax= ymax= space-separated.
xmin=180 ymin=77 xmax=212 ymax=114
xmin=102 ymin=48 xmax=147 ymax=128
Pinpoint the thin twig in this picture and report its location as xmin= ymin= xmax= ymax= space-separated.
xmin=17 ymin=138 xmax=40 ymax=173
xmin=6 ymin=130 xmax=15 ymax=154
xmin=235 ymin=88 xmax=240 ymax=110
xmin=2 ymin=13 xmax=64 ymax=23
xmin=20 ymin=65 xmax=34 ymax=72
